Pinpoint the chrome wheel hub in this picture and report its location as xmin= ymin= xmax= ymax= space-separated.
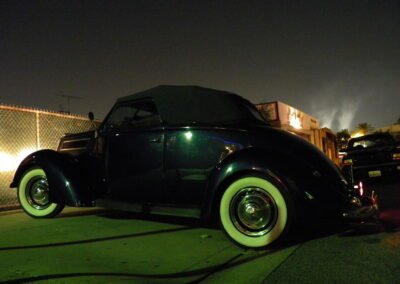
xmin=230 ymin=187 xmax=278 ymax=237
xmin=27 ymin=177 xmax=50 ymax=209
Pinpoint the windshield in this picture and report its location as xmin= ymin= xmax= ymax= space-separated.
xmin=239 ymin=98 xmax=267 ymax=123
xmin=348 ymin=135 xmax=393 ymax=150
xmin=102 ymin=100 xmax=161 ymax=131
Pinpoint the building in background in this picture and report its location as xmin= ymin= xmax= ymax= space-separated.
xmin=256 ymin=101 xmax=339 ymax=165
xmin=0 ymin=104 xmax=96 ymax=210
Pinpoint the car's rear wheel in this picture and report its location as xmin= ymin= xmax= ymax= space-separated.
xmin=219 ymin=174 xmax=294 ymax=248
xmin=18 ymin=168 xmax=64 ymax=218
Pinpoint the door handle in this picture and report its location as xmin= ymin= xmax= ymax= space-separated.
xmin=150 ymin=137 xmax=162 ymax=143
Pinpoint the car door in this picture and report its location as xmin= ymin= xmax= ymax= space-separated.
xmin=164 ymin=128 xmax=227 ymax=205
xmin=101 ymin=100 xmax=165 ymax=203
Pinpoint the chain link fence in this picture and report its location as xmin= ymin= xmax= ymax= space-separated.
xmin=0 ymin=105 xmax=95 ymax=210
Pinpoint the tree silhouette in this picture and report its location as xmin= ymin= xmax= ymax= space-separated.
xmin=337 ymin=129 xmax=351 ymax=150
xmin=355 ymin=122 xmax=374 ymax=135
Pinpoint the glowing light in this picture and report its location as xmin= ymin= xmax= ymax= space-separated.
xmin=0 ymin=148 xmax=36 ymax=172
xmin=18 ymin=149 xmax=36 ymax=162
xmin=0 ymin=152 xmax=15 ymax=172
xmin=359 ymin=181 xmax=364 ymax=196
xmin=289 ymin=118 xmax=302 ymax=129
xmin=351 ymin=132 xmax=364 ymax=138
xmin=224 ymin=145 xmax=234 ymax=155
xmin=184 ymin=131 xmax=193 ymax=141
xmin=288 ymin=108 xmax=302 ymax=129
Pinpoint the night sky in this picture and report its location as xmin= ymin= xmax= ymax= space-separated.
xmin=1 ymin=0 xmax=399 ymax=131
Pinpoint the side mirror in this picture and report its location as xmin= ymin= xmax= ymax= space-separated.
xmin=88 ymin=112 xmax=98 ymax=138
xmin=88 ymin=112 xmax=94 ymax=121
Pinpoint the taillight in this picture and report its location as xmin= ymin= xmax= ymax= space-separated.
xmin=358 ymin=181 xmax=364 ymax=196
xmin=353 ymin=181 xmax=364 ymax=196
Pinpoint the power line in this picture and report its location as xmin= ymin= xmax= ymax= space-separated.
xmin=57 ymin=93 xmax=83 ymax=114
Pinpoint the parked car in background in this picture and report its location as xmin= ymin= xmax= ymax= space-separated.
xmin=10 ymin=85 xmax=378 ymax=248
xmin=342 ymin=132 xmax=400 ymax=182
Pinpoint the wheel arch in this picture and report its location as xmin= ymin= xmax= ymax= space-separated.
xmin=11 ymin=149 xmax=93 ymax=206
xmin=202 ymin=147 xmax=306 ymax=222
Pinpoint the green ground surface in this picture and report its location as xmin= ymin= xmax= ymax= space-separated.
xmin=0 ymin=208 xmax=295 ymax=283
xmin=0 ymin=207 xmax=399 ymax=284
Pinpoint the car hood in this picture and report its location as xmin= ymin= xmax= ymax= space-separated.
xmin=57 ymin=131 xmax=95 ymax=156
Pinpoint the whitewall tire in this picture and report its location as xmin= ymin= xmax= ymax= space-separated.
xmin=18 ymin=168 xmax=64 ymax=218
xmin=220 ymin=175 xmax=293 ymax=248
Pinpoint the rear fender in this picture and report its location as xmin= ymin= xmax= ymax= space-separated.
xmin=10 ymin=149 xmax=93 ymax=206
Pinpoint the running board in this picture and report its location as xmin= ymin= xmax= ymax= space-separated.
xmin=95 ymin=199 xmax=201 ymax=219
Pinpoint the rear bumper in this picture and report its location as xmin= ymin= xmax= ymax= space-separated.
xmin=351 ymin=163 xmax=400 ymax=180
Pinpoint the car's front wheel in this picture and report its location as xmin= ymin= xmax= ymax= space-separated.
xmin=18 ymin=168 xmax=64 ymax=218
xmin=219 ymin=174 xmax=294 ymax=248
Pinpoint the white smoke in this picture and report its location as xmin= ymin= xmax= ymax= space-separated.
xmin=318 ymin=108 xmax=338 ymax=130
xmin=310 ymin=82 xmax=361 ymax=131
xmin=337 ymin=99 xmax=361 ymax=130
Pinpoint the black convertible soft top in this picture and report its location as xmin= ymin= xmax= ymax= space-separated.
xmin=117 ymin=85 xmax=263 ymax=126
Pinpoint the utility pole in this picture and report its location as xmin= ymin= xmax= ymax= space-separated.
xmin=57 ymin=93 xmax=83 ymax=114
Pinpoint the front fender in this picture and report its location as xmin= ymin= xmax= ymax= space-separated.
xmin=10 ymin=149 xmax=93 ymax=206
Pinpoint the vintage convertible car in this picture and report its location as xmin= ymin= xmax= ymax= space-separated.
xmin=10 ymin=85 xmax=378 ymax=248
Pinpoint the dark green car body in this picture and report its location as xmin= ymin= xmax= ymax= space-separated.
xmin=11 ymin=86 xmax=378 ymax=247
